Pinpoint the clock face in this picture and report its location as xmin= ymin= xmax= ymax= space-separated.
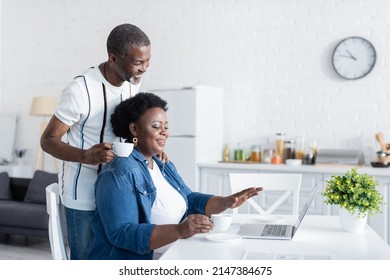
xmin=332 ymin=36 xmax=376 ymax=80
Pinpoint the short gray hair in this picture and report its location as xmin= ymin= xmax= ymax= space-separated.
xmin=107 ymin=23 xmax=150 ymax=57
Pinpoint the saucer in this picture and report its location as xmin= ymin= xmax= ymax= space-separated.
xmin=206 ymin=233 xmax=242 ymax=243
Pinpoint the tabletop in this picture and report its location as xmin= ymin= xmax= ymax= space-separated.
xmin=160 ymin=215 xmax=390 ymax=260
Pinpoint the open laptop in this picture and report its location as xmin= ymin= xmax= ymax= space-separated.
xmin=238 ymin=185 xmax=318 ymax=240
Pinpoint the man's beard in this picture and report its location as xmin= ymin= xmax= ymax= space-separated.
xmin=129 ymin=76 xmax=140 ymax=85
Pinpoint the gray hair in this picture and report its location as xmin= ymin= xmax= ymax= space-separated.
xmin=107 ymin=23 xmax=150 ymax=57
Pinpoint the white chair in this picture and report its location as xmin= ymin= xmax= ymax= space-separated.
xmin=46 ymin=183 xmax=68 ymax=260
xmin=229 ymin=173 xmax=302 ymax=215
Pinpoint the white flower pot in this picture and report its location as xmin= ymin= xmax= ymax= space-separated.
xmin=339 ymin=207 xmax=367 ymax=233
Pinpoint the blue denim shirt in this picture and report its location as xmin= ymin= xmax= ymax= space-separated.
xmin=87 ymin=148 xmax=213 ymax=260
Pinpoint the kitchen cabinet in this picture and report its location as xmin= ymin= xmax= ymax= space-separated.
xmin=198 ymin=163 xmax=390 ymax=245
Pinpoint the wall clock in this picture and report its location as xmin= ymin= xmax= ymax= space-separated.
xmin=332 ymin=36 xmax=376 ymax=80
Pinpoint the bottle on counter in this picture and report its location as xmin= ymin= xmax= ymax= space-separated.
xmin=295 ymin=136 xmax=305 ymax=160
xmin=276 ymin=133 xmax=285 ymax=157
xmin=223 ymin=144 xmax=230 ymax=162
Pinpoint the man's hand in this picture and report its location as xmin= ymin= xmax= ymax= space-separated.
xmin=83 ymin=143 xmax=115 ymax=165
xmin=158 ymin=151 xmax=169 ymax=163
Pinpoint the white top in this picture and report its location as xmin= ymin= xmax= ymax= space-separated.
xmin=55 ymin=66 xmax=141 ymax=210
xmin=150 ymin=160 xmax=187 ymax=225
xmin=149 ymin=160 xmax=187 ymax=255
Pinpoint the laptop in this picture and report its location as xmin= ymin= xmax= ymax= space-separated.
xmin=238 ymin=185 xmax=318 ymax=240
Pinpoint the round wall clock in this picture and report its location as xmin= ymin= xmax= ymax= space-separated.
xmin=332 ymin=36 xmax=376 ymax=80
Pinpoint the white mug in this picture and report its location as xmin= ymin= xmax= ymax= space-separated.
xmin=211 ymin=214 xmax=232 ymax=232
xmin=112 ymin=142 xmax=134 ymax=157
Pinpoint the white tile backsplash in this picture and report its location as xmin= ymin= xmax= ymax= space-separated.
xmin=1 ymin=0 xmax=390 ymax=169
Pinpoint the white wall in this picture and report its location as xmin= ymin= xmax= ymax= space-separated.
xmin=0 ymin=0 xmax=2 ymax=109
xmin=1 ymin=0 xmax=390 ymax=167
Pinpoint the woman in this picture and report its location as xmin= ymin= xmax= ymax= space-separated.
xmin=88 ymin=92 xmax=262 ymax=260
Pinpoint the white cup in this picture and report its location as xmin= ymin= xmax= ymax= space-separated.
xmin=211 ymin=214 xmax=232 ymax=232
xmin=112 ymin=142 xmax=134 ymax=157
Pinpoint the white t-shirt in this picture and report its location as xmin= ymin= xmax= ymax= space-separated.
xmin=55 ymin=66 xmax=140 ymax=211
xmin=150 ymin=160 xmax=187 ymax=225
xmin=149 ymin=160 xmax=187 ymax=256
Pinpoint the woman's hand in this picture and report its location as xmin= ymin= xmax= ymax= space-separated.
xmin=225 ymin=187 xmax=263 ymax=209
xmin=150 ymin=214 xmax=213 ymax=250
xmin=177 ymin=214 xmax=213 ymax=239
xmin=205 ymin=187 xmax=263 ymax=216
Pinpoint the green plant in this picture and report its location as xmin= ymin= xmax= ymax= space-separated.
xmin=322 ymin=168 xmax=384 ymax=218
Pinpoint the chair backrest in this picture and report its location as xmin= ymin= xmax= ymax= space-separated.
xmin=46 ymin=183 xmax=68 ymax=260
xmin=229 ymin=173 xmax=302 ymax=215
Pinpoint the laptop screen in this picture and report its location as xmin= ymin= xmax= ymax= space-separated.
xmin=293 ymin=185 xmax=318 ymax=229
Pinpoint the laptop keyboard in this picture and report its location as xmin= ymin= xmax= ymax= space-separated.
xmin=262 ymin=224 xmax=287 ymax=237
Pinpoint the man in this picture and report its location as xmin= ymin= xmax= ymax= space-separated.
xmin=41 ymin=23 xmax=151 ymax=259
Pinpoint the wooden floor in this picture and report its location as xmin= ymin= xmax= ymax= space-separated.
xmin=0 ymin=234 xmax=52 ymax=260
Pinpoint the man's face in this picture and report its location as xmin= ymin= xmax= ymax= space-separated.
xmin=115 ymin=45 xmax=151 ymax=85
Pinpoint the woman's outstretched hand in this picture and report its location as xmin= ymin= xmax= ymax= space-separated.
xmin=225 ymin=187 xmax=263 ymax=209
xmin=205 ymin=187 xmax=263 ymax=218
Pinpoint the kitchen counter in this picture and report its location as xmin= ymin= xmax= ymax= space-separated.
xmin=197 ymin=161 xmax=390 ymax=245
xmin=199 ymin=162 xmax=390 ymax=177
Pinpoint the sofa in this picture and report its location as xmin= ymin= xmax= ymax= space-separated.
xmin=0 ymin=170 xmax=58 ymax=239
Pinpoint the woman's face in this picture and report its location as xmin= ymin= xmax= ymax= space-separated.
xmin=132 ymin=107 xmax=169 ymax=158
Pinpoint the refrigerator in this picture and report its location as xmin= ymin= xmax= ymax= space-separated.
xmin=153 ymin=85 xmax=224 ymax=191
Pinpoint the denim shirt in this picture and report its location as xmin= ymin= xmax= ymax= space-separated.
xmin=87 ymin=148 xmax=213 ymax=260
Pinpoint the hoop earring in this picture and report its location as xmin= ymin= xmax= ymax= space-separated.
xmin=132 ymin=137 xmax=138 ymax=147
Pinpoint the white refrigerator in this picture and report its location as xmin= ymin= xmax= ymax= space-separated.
xmin=153 ymin=85 xmax=224 ymax=191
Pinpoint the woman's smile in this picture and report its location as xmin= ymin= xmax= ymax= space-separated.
xmin=156 ymin=139 xmax=166 ymax=146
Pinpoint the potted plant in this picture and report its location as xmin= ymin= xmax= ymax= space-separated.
xmin=322 ymin=168 xmax=384 ymax=232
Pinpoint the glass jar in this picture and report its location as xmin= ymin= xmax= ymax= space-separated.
xmin=303 ymin=148 xmax=315 ymax=165
xmin=283 ymin=140 xmax=295 ymax=162
xmin=276 ymin=133 xmax=285 ymax=157
xmin=250 ymin=145 xmax=261 ymax=162
xmin=234 ymin=143 xmax=246 ymax=161
xmin=262 ymin=148 xmax=274 ymax=164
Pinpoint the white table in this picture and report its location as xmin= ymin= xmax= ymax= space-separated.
xmin=160 ymin=215 xmax=390 ymax=260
